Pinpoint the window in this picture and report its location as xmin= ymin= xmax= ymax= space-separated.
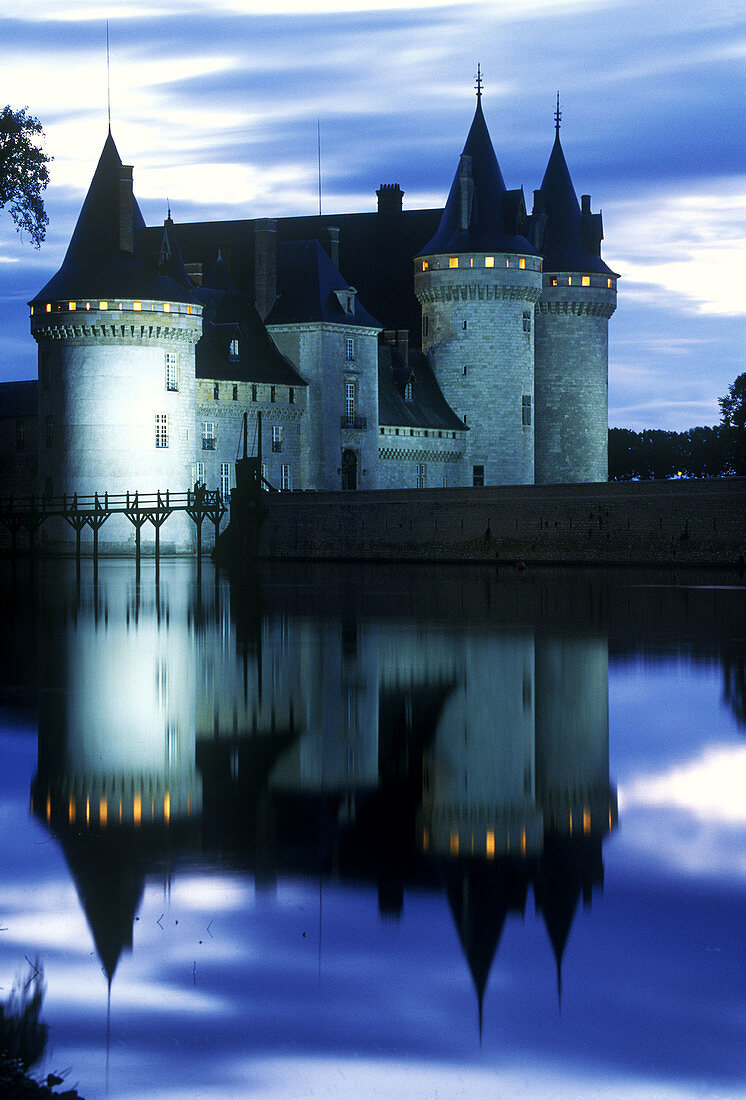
xmin=213 ymin=382 xmax=219 ymax=400
xmin=422 ymin=261 xmax=429 ymax=272
xmin=523 ymin=311 xmax=531 ymax=334
xmin=463 ymin=320 xmax=467 ymax=330
xmin=416 ymin=463 xmax=427 ymax=488
xmin=404 ymin=381 xmax=413 ymax=402
xmin=232 ymin=384 xmax=238 ymax=401
xmin=472 ymin=465 xmax=484 ymax=487
xmin=251 ymin=384 xmax=257 ymax=402
xmin=345 ymin=382 xmax=355 ymax=424
xmin=519 ymin=258 xmax=526 ymax=270
xmin=289 ymin=387 xmax=295 ymax=404
xmin=165 ymin=352 xmax=179 ymax=391
xmin=423 ymin=315 xmax=428 ymax=337
xmin=522 ymin=394 xmax=532 ymax=426
xmin=229 ymin=338 xmax=239 ymax=359
xmin=485 ymin=256 xmax=495 ymax=268
xmin=345 ymin=337 xmax=355 ymax=362
xmin=607 ymin=277 xmax=613 ymax=289
xmin=449 ymin=257 xmax=459 ymax=269
xmin=550 ymin=277 xmax=558 ymax=287
xmin=582 ymin=276 xmax=591 ymax=287
xmin=261 ymin=462 xmax=268 ymax=486
xmin=272 ymin=425 xmax=283 ymax=452
xmin=281 ymin=464 xmax=291 ymax=491
xmin=44 ymin=415 xmax=54 ymax=448
xmin=195 ymin=461 xmax=205 ymax=485
xmin=155 ymin=413 xmax=168 ymax=448
xmin=16 ymin=420 xmax=25 ymax=451
xmin=220 ymin=462 xmax=231 ymax=501
xmin=202 ymin=422 xmax=216 ymax=450
xmin=270 ymin=386 xmax=276 ymax=403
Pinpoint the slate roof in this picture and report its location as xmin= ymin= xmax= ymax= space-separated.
xmin=378 ymin=347 xmax=466 ymax=432
xmin=536 ymin=132 xmax=615 ymax=276
xmin=266 ymin=239 xmax=381 ymax=328
xmin=418 ymin=98 xmax=538 ymax=257
xmin=31 ymin=132 xmax=199 ymax=305
xmin=197 ymin=310 xmax=307 ymax=387
xmin=0 ymin=380 xmax=38 ymax=418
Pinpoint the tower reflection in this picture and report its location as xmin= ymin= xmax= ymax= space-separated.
xmin=31 ymin=562 xmax=617 ymax=1023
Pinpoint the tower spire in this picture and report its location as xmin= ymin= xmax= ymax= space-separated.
xmin=554 ymin=91 xmax=561 ymax=137
xmin=475 ymin=63 xmax=483 ymax=102
xmin=106 ymin=20 xmax=111 ymax=132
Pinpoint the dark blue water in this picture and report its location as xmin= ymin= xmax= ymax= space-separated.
xmin=1 ymin=560 xmax=744 ymax=1099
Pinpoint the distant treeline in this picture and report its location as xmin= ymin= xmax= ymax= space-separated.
xmin=608 ymin=426 xmax=746 ymax=480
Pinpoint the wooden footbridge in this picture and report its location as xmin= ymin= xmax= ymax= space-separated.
xmin=0 ymin=487 xmax=226 ymax=577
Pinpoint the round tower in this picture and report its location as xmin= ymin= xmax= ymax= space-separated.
xmin=29 ymin=132 xmax=202 ymax=553
xmin=414 ymin=85 xmax=542 ymax=486
xmin=532 ymin=105 xmax=618 ymax=484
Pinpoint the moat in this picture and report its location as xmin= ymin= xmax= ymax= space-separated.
xmin=1 ymin=559 xmax=744 ymax=1099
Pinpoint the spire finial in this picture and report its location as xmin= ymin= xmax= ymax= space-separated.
xmin=106 ymin=20 xmax=111 ymax=132
xmin=475 ymin=63 xmax=483 ymax=102
xmin=554 ymin=91 xmax=561 ymax=136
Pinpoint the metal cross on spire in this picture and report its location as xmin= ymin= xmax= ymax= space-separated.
xmin=475 ymin=63 xmax=483 ymax=101
xmin=555 ymin=91 xmax=562 ymax=136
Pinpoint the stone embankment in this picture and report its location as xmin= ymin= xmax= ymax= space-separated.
xmin=257 ymin=478 xmax=746 ymax=566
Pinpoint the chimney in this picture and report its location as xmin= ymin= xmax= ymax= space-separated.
xmin=382 ymin=329 xmax=396 ymax=346
xmin=254 ymin=218 xmax=277 ymax=321
xmin=326 ymin=226 xmax=340 ymax=268
xmin=396 ymin=329 xmax=409 ymax=366
xmin=458 ymin=155 xmax=474 ymax=232
xmin=376 ymin=184 xmax=404 ymax=214
xmin=185 ymin=262 xmax=203 ymax=287
xmin=581 ymin=194 xmax=591 ymax=215
xmin=118 ymin=165 xmax=134 ymax=253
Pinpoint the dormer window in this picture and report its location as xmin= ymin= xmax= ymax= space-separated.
xmin=230 ymin=338 xmax=239 ymax=358
xmin=335 ymin=287 xmax=357 ymax=315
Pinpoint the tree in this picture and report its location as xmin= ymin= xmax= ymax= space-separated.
xmin=719 ymin=373 xmax=746 ymax=430
xmin=0 ymin=106 xmax=51 ymax=248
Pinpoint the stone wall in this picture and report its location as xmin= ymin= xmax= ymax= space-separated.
xmin=258 ymin=478 xmax=746 ymax=566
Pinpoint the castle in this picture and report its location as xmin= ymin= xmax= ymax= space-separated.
xmin=2 ymin=84 xmax=617 ymax=552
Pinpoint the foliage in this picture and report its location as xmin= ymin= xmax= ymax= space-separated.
xmin=0 ymin=106 xmax=52 ymax=248
xmin=0 ymin=959 xmax=84 ymax=1098
xmin=608 ymin=424 xmax=746 ymax=480
xmin=719 ymin=373 xmax=746 ymax=430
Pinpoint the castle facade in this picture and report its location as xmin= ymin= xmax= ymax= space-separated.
xmin=2 ymin=88 xmax=617 ymax=553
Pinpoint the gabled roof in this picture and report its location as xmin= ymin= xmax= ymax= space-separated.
xmin=31 ymin=131 xmax=198 ymax=305
xmin=197 ymin=306 xmax=307 ymax=387
xmin=0 ymin=380 xmax=38 ymax=418
xmin=536 ymin=131 xmax=615 ymax=276
xmin=378 ymin=348 xmax=466 ymax=432
xmin=419 ymin=98 xmax=537 ymax=256
xmin=267 ymin=240 xmax=381 ymax=328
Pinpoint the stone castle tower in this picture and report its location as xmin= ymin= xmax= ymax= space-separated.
xmin=414 ymin=88 xmax=542 ymax=487
xmin=29 ymin=131 xmax=202 ymax=552
xmin=531 ymin=105 xmax=618 ymax=484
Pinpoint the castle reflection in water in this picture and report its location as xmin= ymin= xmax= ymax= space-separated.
xmin=29 ymin=562 xmax=618 ymax=1021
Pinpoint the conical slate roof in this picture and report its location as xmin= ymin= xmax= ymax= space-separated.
xmin=538 ymin=131 xmax=614 ymax=276
xmin=31 ymin=131 xmax=198 ymax=304
xmin=419 ymin=97 xmax=536 ymax=256
xmin=267 ymin=239 xmax=380 ymax=327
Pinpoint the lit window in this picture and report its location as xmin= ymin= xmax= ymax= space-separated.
xmin=518 ymin=258 xmax=526 ymax=269
xmin=272 ymin=425 xmax=283 ymax=452
xmin=164 ymin=302 xmax=170 ymax=312
xmin=220 ymin=462 xmax=231 ymax=501
xmin=68 ymin=301 xmax=76 ymax=311
xmin=523 ymin=311 xmax=531 ymax=334
xmin=230 ymin=338 xmax=239 ymax=358
xmin=568 ymin=277 xmax=573 ymax=286
xmin=416 ymin=463 xmax=426 ymax=488
xmin=522 ymin=394 xmax=532 ymax=426
xmin=155 ymin=413 xmax=168 ymax=448
xmin=449 ymin=257 xmax=459 ymax=269
xmin=232 ymin=384 xmax=238 ymax=401
xmin=486 ymin=831 xmax=495 ymax=858
xmin=485 ymin=256 xmax=494 ymax=268
xmin=99 ymin=300 xmax=108 ymax=310
xmin=550 ymin=277 xmax=558 ymax=286
xmin=133 ymin=301 xmax=142 ymax=310
xmin=202 ymin=422 xmax=216 ymax=450
xmin=281 ymin=463 xmax=291 ymax=491
xmin=582 ymin=275 xmax=591 ymax=287
xmin=422 ymin=261 xmax=429 ymax=271
xmin=506 ymin=258 xmax=511 ymax=268
xmin=45 ymin=303 xmax=51 ymax=312
xmin=607 ymin=277 xmax=613 ymax=288
xmin=345 ymin=337 xmax=355 ymax=362
xmin=165 ymin=352 xmax=179 ymax=391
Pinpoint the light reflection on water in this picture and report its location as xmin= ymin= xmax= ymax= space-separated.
xmin=1 ymin=559 xmax=745 ymax=1099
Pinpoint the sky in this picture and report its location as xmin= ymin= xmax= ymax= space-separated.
xmin=0 ymin=0 xmax=744 ymax=431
